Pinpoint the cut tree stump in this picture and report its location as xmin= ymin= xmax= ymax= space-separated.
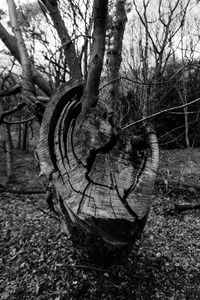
xmin=37 ymin=79 xmax=159 ymax=250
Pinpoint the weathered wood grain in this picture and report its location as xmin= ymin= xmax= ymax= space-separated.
xmin=37 ymin=79 xmax=159 ymax=247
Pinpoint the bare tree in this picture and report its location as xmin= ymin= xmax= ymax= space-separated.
xmin=124 ymin=0 xmax=192 ymax=118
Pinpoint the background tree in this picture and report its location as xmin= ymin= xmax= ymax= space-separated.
xmin=121 ymin=0 xmax=200 ymax=148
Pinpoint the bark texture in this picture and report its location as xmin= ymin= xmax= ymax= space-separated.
xmin=37 ymin=80 xmax=159 ymax=249
xmin=107 ymin=0 xmax=127 ymax=117
xmin=0 ymin=23 xmax=52 ymax=96
xmin=81 ymin=0 xmax=108 ymax=117
xmin=40 ymin=0 xmax=82 ymax=80
xmin=7 ymin=0 xmax=32 ymax=87
xmin=5 ymin=125 xmax=12 ymax=181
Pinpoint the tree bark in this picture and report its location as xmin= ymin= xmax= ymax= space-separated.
xmin=40 ymin=0 xmax=82 ymax=81
xmin=17 ymin=122 xmax=21 ymax=149
xmin=5 ymin=125 xmax=13 ymax=181
xmin=6 ymin=0 xmax=47 ymax=123
xmin=7 ymin=0 xmax=36 ymax=99
xmin=0 ymin=84 xmax=21 ymax=97
xmin=37 ymin=80 xmax=159 ymax=249
xmin=0 ymin=22 xmax=52 ymax=96
xmin=81 ymin=0 xmax=108 ymax=117
xmin=7 ymin=0 xmax=32 ymax=85
xmin=22 ymin=123 xmax=28 ymax=151
xmin=6 ymin=124 xmax=13 ymax=149
xmin=175 ymin=202 xmax=200 ymax=212
xmin=106 ymin=0 xmax=127 ymax=119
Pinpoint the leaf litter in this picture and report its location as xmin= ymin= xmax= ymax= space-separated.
xmin=0 ymin=148 xmax=200 ymax=299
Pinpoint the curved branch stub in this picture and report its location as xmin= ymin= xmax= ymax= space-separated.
xmin=37 ymin=79 xmax=84 ymax=178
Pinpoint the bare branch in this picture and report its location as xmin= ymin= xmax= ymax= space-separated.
xmin=7 ymin=0 xmax=35 ymax=94
xmin=0 ymin=84 xmax=21 ymax=97
xmin=133 ymin=1 xmax=159 ymax=54
xmin=80 ymin=0 xmax=108 ymax=117
xmin=0 ymin=102 xmax=26 ymax=124
xmin=3 ymin=116 xmax=35 ymax=125
xmin=122 ymin=97 xmax=200 ymax=131
xmin=0 ymin=22 xmax=52 ymax=96
xmin=39 ymin=0 xmax=82 ymax=80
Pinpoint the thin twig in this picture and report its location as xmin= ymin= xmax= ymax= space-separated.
xmin=3 ymin=116 xmax=35 ymax=124
xmin=55 ymin=263 xmax=108 ymax=272
xmin=0 ymin=84 xmax=21 ymax=96
xmin=0 ymin=102 xmax=26 ymax=124
xmin=0 ymin=145 xmax=36 ymax=167
xmin=99 ymin=62 xmax=200 ymax=91
xmin=99 ymin=76 xmax=167 ymax=91
xmin=122 ymin=97 xmax=200 ymax=130
xmin=26 ymin=199 xmax=59 ymax=221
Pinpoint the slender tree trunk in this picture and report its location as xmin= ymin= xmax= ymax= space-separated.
xmin=40 ymin=0 xmax=82 ymax=81
xmin=22 ymin=123 xmax=28 ymax=151
xmin=177 ymin=87 xmax=190 ymax=148
xmin=184 ymin=106 xmax=190 ymax=148
xmin=7 ymin=0 xmax=33 ymax=94
xmin=106 ymin=0 xmax=127 ymax=121
xmin=183 ymin=85 xmax=190 ymax=148
xmin=83 ymin=17 xmax=93 ymax=82
xmin=5 ymin=125 xmax=12 ymax=181
xmin=180 ymin=29 xmax=190 ymax=148
xmin=81 ymin=0 xmax=108 ymax=117
xmin=0 ymin=23 xmax=52 ymax=96
xmin=83 ymin=38 xmax=89 ymax=82
xmin=17 ymin=123 xmax=21 ymax=149
xmin=6 ymin=124 xmax=13 ymax=149
xmin=6 ymin=0 xmax=45 ymax=123
xmin=17 ymin=109 xmax=21 ymax=149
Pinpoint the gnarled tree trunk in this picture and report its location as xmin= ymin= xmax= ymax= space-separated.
xmin=37 ymin=79 xmax=159 ymax=250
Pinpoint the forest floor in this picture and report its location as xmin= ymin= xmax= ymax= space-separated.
xmin=1 ymin=146 xmax=200 ymax=299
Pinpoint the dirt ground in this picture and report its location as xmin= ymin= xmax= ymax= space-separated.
xmin=1 ymin=146 xmax=200 ymax=299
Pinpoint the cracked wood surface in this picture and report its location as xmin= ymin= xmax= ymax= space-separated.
xmin=37 ymin=80 xmax=159 ymax=246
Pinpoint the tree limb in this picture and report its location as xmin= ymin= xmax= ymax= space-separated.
xmin=81 ymin=0 xmax=108 ymax=117
xmin=0 ymin=102 xmax=26 ymax=124
xmin=0 ymin=22 xmax=52 ymax=96
xmin=7 ymin=0 xmax=33 ymax=91
xmin=3 ymin=116 xmax=35 ymax=125
xmin=175 ymin=202 xmax=200 ymax=212
xmin=39 ymin=0 xmax=82 ymax=80
xmin=0 ymin=84 xmax=21 ymax=97
xmin=106 ymin=0 xmax=127 ymax=118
